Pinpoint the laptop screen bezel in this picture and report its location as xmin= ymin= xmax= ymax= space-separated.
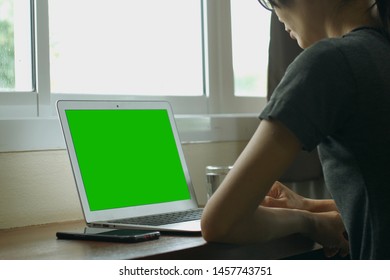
xmin=56 ymin=100 xmax=199 ymax=223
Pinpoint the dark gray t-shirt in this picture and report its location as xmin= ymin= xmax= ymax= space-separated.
xmin=260 ymin=27 xmax=390 ymax=259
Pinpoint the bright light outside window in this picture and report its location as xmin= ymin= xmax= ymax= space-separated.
xmin=0 ymin=0 xmax=33 ymax=92
xmin=231 ymin=0 xmax=271 ymax=97
xmin=48 ymin=0 xmax=204 ymax=96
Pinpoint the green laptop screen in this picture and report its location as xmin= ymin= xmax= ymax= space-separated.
xmin=65 ymin=109 xmax=191 ymax=211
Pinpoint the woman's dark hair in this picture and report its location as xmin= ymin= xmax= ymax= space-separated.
xmin=375 ymin=0 xmax=390 ymax=38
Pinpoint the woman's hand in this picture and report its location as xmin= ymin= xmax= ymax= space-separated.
xmin=262 ymin=181 xmax=339 ymax=213
xmin=263 ymin=181 xmax=349 ymax=257
xmin=307 ymin=211 xmax=350 ymax=258
xmin=261 ymin=181 xmax=305 ymax=210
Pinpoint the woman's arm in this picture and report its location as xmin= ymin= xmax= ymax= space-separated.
xmin=201 ymin=119 xmax=301 ymax=242
xmin=200 ymin=120 xmax=348 ymax=255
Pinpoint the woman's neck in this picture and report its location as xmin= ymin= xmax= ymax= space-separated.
xmin=326 ymin=1 xmax=381 ymax=37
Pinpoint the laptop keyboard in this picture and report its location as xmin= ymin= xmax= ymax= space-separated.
xmin=113 ymin=209 xmax=203 ymax=226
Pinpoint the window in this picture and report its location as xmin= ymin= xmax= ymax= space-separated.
xmin=0 ymin=0 xmax=33 ymax=92
xmin=48 ymin=0 xmax=204 ymax=96
xmin=1 ymin=0 xmax=270 ymax=115
xmin=1 ymin=0 xmax=270 ymax=151
xmin=231 ymin=0 xmax=270 ymax=97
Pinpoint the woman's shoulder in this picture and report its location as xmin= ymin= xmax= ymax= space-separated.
xmin=304 ymin=27 xmax=389 ymax=61
xmin=291 ymin=28 xmax=387 ymax=72
xmin=287 ymin=39 xmax=346 ymax=75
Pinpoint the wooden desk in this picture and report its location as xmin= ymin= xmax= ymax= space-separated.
xmin=0 ymin=220 xmax=323 ymax=260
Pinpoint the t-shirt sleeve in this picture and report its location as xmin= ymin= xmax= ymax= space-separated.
xmin=259 ymin=40 xmax=356 ymax=151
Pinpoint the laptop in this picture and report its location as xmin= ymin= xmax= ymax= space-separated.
xmin=57 ymin=100 xmax=202 ymax=233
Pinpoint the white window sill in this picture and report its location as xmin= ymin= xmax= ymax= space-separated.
xmin=0 ymin=114 xmax=260 ymax=152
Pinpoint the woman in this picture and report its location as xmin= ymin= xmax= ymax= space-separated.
xmin=201 ymin=0 xmax=390 ymax=259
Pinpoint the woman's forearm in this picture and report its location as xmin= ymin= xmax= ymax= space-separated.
xmin=202 ymin=204 xmax=313 ymax=244
xmin=302 ymin=198 xmax=338 ymax=213
xmin=203 ymin=201 xmax=348 ymax=257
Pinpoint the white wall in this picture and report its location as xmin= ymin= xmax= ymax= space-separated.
xmin=0 ymin=141 xmax=248 ymax=229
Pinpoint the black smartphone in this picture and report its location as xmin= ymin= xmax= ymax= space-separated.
xmin=56 ymin=228 xmax=160 ymax=243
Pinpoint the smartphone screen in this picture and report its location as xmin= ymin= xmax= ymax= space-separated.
xmin=56 ymin=228 xmax=160 ymax=243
